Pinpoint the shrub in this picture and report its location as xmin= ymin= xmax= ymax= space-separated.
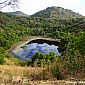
xmin=31 ymin=52 xmax=58 ymax=66
xmin=51 ymin=65 xmax=63 ymax=80
xmin=0 ymin=54 xmax=5 ymax=64
xmin=21 ymin=45 xmax=28 ymax=49
xmin=0 ymin=47 xmax=6 ymax=54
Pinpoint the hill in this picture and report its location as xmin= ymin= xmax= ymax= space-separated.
xmin=31 ymin=6 xmax=83 ymax=18
xmin=7 ymin=11 xmax=28 ymax=16
xmin=0 ymin=11 xmax=85 ymax=50
xmin=0 ymin=6 xmax=85 ymax=80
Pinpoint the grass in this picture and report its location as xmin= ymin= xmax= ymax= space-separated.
xmin=0 ymin=65 xmax=84 ymax=85
xmin=21 ymin=45 xmax=28 ymax=49
xmin=0 ymin=65 xmax=42 ymax=85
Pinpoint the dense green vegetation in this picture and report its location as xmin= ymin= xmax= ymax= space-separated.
xmin=29 ymin=52 xmax=58 ymax=66
xmin=31 ymin=6 xmax=83 ymax=18
xmin=0 ymin=6 xmax=85 ymax=79
xmin=0 ymin=12 xmax=85 ymax=50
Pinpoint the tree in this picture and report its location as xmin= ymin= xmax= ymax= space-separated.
xmin=0 ymin=0 xmax=19 ymax=9
xmin=31 ymin=52 xmax=58 ymax=66
xmin=76 ymin=32 xmax=85 ymax=55
xmin=0 ymin=47 xmax=5 ymax=64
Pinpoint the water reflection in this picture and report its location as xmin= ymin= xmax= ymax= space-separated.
xmin=16 ymin=43 xmax=60 ymax=61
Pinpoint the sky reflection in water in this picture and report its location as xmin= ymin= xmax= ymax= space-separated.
xmin=16 ymin=43 xmax=60 ymax=61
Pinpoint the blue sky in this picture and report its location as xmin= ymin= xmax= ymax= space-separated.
xmin=1 ymin=0 xmax=85 ymax=15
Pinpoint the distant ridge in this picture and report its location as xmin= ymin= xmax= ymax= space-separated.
xmin=7 ymin=11 xmax=28 ymax=17
xmin=31 ymin=6 xmax=83 ymax=18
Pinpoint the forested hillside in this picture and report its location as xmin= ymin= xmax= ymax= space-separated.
xmin=0 ymin=11 xmax=85 ymax=50
xmin=31 ymin=6 xmax=83 ymax=18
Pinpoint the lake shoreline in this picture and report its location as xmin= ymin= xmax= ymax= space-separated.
xmin=9 ymin=36 xmax=60 ymax=55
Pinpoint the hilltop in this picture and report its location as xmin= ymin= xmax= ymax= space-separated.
xmin=31 ymin=6 xmax=83 ymax=18
xmin=7 ymin=11 xmax=28 ymax=17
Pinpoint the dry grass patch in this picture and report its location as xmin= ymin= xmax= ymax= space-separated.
xmin=0 ymin=65 xmax=42 ymax=85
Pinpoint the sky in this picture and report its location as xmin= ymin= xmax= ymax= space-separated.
xmin=1 ymin=0 xmax=85 ymax=15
